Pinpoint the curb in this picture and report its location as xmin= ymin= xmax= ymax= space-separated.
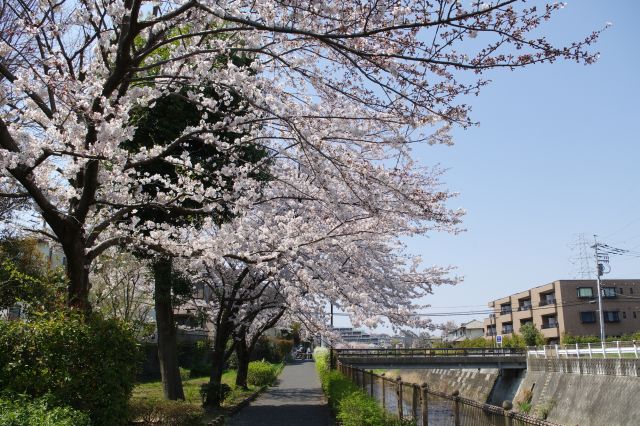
xmin=206 ymin=385 xmax=266 ymax=425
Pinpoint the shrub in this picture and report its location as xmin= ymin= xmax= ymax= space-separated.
xmin=0 ymin=311 xmax=139 ymax=426
xmin=252 ymin=336 xmax=293 ymax=363
xmin=520 ymin=323 xmax=545 ymax=347
xmin=0 ymin=395 xmax=91 ymax=426
xmin=314 ymin=348 xmax=414 ymax=426
xmin=199 ymin=382 xmax=231 ymax=407
xmin=338 ymin=391 xmax=385 ymax=426
xmin=127 ymin=399 xmax=204 ymax=425
xmin=247 ymin=360 xmax=279 ymax=386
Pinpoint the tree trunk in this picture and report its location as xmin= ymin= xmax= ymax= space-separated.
xmin=63 ymin=234 xmax=91 ymax=312
xmin=153 ymin=258 xmax=185 ymax=401
xmin=205 ymin=325 xmax=232 ymax=408
xmin=235 ymin=335 xmax=250 ymax=389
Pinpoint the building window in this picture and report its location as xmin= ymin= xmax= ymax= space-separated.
xmin=603 ymin=311 xmax=620 ymax=323
xmin=618 ymin=288 xmax=623 ymax=294
xmin=577 ymin=287 xmax=594 ymax=298
xmin=500 ymin=303 xmax=512 ymax=315
xmin=580 ymin=311 xmax=596 ymax=323
xmin=518 ymin=299 xmax=532 ymax=311
xmin=542 ymin=316 xmax=558 ymax=329
xmin=631 ymin=287 xmax=634 ymax=295
xmin=623 ymin=311 xmax=627 ymax=319
xmin=601 ymin=287 xmax=617 ymax=298
xmin=540 ymin=293 xmax=556 ymax=306
xmin=634 ymin=312 xmax=637 ymax=319
xmin=502 ymin=323 xmax=514 ymax=334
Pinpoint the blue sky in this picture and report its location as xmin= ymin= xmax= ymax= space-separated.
xmin=336 ymin=1 xmax=640 ymax=331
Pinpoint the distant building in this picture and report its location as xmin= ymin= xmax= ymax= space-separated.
xmin=333 ymin=327 xmax=393 ymax=347
xmin=443 ymin=320 xmax=485 ymax=343
xmin=35 ymin=239 xmax=66 ymax=270
xmin=483 ymin=279 xmax=640 ymax=345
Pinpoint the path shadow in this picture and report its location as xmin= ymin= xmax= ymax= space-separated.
xmin=227 ymin=403 xmax=331 ymax=426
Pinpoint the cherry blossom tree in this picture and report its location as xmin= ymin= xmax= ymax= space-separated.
xmin=90 ymin=251 xmax=154 ymax=338
xmin=0 ymin=0 xmax=603 ymax=313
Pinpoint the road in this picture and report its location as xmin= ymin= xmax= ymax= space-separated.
xmin=226 ymin=360 xmax=331 ymax=426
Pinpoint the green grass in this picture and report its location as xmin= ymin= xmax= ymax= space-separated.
xmin=131 ymin=370 xmax=261 ymax=407
xmin=130 ymin=364 xmax=284 ymax=424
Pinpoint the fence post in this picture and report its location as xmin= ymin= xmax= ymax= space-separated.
xmin=617 ymin=341 xmax=622 ymax=358
xmin=503 ymin=400 xmax=513 ymax=426
xmin=370 ymin=370 xmax=374 ymax=397
xmin=381 ymin=374 xmax=386 ymax=421
xmin=588 ymin=342 xmax=592 ymax=359
xmin=452 ymin=390 xmax=460 ymax=426
xmin=576 ymin=343 xmax=580 ymax=358
xmin=412 ymin=384 xmax=419 ymax=421
xmin=634 ymin=341 xmax=639 ymax=359
xmin=420 ymin=383 xmax=429 ymax=426
xmin=396 ymin=377 xmax=403 ymax=421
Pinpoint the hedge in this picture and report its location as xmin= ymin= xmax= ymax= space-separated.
xmin=0 ymin=311 xmax=139 ymax=425
xmin=247 ymin=360 xmax=280 ymax=387
xmin=313 ymin=348 xmax=412 ymax=426
xmin=0 ymin=395 xmax=91 ymax=426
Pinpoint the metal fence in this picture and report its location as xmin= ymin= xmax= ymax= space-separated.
xmin=527 ymin=341 xmax=640 ymax=359
xmin=337 ymin=362 xmax=559 ymax=426
xmin=336 ymin=347 xmax=525 ymax=359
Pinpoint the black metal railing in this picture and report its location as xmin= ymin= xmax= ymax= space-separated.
xmin=337 ymin=362 xmax=560 ymax=426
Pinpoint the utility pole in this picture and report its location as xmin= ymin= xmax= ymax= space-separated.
xmin=329 ymin=302 xmax=334 ymax=369
xmin=593 ymin=235 xmax=606 ymax=342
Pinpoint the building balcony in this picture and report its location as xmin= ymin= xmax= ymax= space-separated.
xmin=502 ymin=327 xmax=514 ymax=334
xmin=541 ymin=323 xmax=558 ymax=329
xmin=486 ymin=330 xmax=497 ymax=336
xmin=539 ymin=297 xmax=556 ymax=306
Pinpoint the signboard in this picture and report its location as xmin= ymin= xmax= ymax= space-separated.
xmin=496 ymin=335 xmax=503 ymax=346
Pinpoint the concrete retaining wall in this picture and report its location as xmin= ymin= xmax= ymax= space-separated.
xmin=384 ymin=368 xmax=500 ymax=402
xmin=515 ymin=358 xmax=640 ymax=425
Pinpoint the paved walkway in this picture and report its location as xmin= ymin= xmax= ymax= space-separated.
xmin=226 ymin=360 xmax=331 ymax=426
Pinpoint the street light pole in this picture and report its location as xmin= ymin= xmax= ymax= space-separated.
xmin=594 ymin=235 xmax=606 ymax=342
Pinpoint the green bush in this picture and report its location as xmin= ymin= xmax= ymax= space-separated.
xmin=247 ymin=360 xmax=279 ymax=386
xmin=127 ymin=399 xmax=204 ymax=426
xmin=313 ymin=348 xmax=411 ymax=426
xmin=0 ymin=311 xmax=139 ymax=426
xmin=0 ymin=395 xmax=91 ymax=426
xmin=252 ymin=336 xmax=293 ymax=363
xmin=520 ymin=323 xmax=545 ymax=347
xmin=199 ymin=382 xmax=231 ymax=407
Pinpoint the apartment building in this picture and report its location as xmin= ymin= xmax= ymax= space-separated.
xmin=483 ymin=279 xmax=640 ymax=344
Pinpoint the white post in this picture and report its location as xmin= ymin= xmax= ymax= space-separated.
xmin=588 ymin=343 xmax=593 ymax=359
xmin=544 ymin=345 xmax=548 ymax=359
xmin=576 ymin=343 xmax=580 ymax=359
xmin=634 ymin=341 xmax=638 ymax=359
xmin=555 ymin=344 xmax=560 ymax=359
xmin=617 ymin=341 xmax=622 ymax=358
xmin=602 ymin=341 xmax=606 ymax=358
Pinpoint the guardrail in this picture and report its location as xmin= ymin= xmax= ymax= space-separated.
xmin=527 ymin=341 xmax=640 ymax=359
xmin=335 ymin=347 xmax=525 ymax=358
xmin=338 ymin=361 xmax=559 ymax=426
